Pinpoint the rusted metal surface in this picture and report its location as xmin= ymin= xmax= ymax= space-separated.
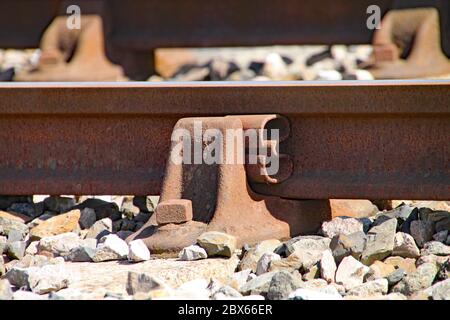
xmin=369 ymin=8 xmax=450 ymax=79
xmin=1 ymin=0 xmax=392 ymax=47
xmin=228 ymin=114 xmax=293 ymax=185
xmin=2 ymin=1 xmax=450 ymax=79
xmin=0 ymin=0 xmax=391 ymax=79
xmin=128 ymin=116 xmax=331 ymax=252
xmin=0 ymin=81 xmax=448 ymax=200
xmin=15 ymin=15 xmax=125 ymax=82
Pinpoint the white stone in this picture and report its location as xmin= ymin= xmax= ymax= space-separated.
xmin=178 ymin=278 xmax=209 ymax=291
xmin=431 ymin=279 xmax=450 ymax=300
xmin=38 ymin=232 xmax=82 ymax=256
xmin=262 ymin=53 xmax=288 ymax=80
xmin=178 ymin=245 xmax=208 ymax=261
xmin=316 ymin=70 xmax=342 ymax=81
xmin=210 ymin=284 xmax=242 ymax=300
xmin=229 ymin=269 xmax=252 ymax=290
xmin=393 ymin=232 xmax=420 ymax=258
xmin=93 ymin=234 xmax=129 ymax=262
xmin=288 ymin=288 xmax=342 ymax=300
xmin=176 ymin=279 xmax=210 ymax=299
xmin=422 ymin=241 xmax=450 ymax=256
xmin=94 ymin=195 xmax=114 ymax=203
xmin=256 ymin=252 xmax=281 ymax=276
xmin=354 ymin=70 xmax=374 ymax=80
xmin=240 ymin=272 xmax=276 ymax=295
xmin=239 ymin=239 xmax=281 ymax=272
xmin=319 ymin=285 xmax=343 ymax=297
xmin=33 ymin=195 xmax=49 ymax=203
xmin=28 ymin=264 xmax=71 ymax=294
xmin=7 ymin=264 xmax=70 ymax=295
xmin=197 ymin=231 xmax=237 ymax=258
xmin=285 ymin=236 xmax=331 ymax=256
xmin=25 ymin=241 xmax=39 ymax=255
xmin=291 ymin=249 xmax=324 ymax=271
xmin=128 ymin=240 xmax=150 ymax=262
xmin=50 ymin=288 xmax=86 ymax=300
xmin=331 ymin=45 xmax=348 ymax=61
xmin=392 ymin=262 xmax=438 ymax=295
xmin=335 ymin=256 xmax=370 ymax=290
xmin=320 ymin=249 xmax=337 ymax=283
xmin=0 ymin=279 xmax=13 ymax=300
xmin=219 ymin=294 xmax=265 ymax=300
xmin=13 ymin=290 xmax=47 ymax=300
xmin=300 ymin=279 xmax=328 ymax=291
xmin=329 ymin=283 xmax=346 ymax=295
xmin=346 ymin=279 xmax=388 ymax=297
xmin=320 ymin=217 xmax=364 ymax=238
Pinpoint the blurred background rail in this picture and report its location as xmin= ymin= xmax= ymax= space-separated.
xmin=1 ymin=0 xmax=449 ymax=79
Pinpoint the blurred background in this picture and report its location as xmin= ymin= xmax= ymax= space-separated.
xmin=0 ymin=0 xmax=449 ymax=82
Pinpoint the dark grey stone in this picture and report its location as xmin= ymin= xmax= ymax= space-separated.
xmin=386 ymin=268 xmax=405 ymax=286
xmin=44 ymin=196 xmax=76 ymax=213
xmin=75 ymin=198 xmax=121 ymax=220
xmin=116 ymin=230 xmax=133 ymax=240
xmin=361 ymin=218 xmax=397 ymax=265
xmin=126 ymin=271 xmax=163 ymax=295
xmin=7 ymin=203 xmax=36 ymax=218
xmin=65 ymin=246 xmax=96 ymax=262
xmin=119 ymin=219 xmax=136 ymax=232
xmin=401 ymin=207 xmax=419 ymax=234
xmin=133 ymin=212 xmax=150 ymax=224
xmin=266 ymin=270 xmax=302 ymax=300
xmin=133 ymin=196 xmax=155 ymax=213
xmin=330 ymin=231 xmax=367 ymax=264
xmin=79 ymin=207 xmax=96 ymax=229
xmin=0 ymin=196 xmax=32 ymax=210
xmin=358 ymin=217 xmax=372 ymax=233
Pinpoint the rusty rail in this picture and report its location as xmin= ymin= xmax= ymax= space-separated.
xmin=0 ymin=80 xmax=448 ymax=200
xmin=4 ymin=0 xmax=450 ymax=79
xmin=0 ymin=0 xmax=392 ymax=79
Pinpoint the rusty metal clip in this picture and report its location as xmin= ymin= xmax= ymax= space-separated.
xmin=15 ymin=15 xmax=125 ymax=81
xmin=369 ymin=8 xmax=450 ymax=79
xmin=127 ymin=115 xmax=331 ymax=253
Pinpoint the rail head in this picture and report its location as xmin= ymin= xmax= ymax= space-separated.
xmin=0 ymin=80 xmax=449 ymax=115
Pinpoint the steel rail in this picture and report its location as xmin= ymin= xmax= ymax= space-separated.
xmin=0 ymin=80 xmax=449 ymax=199
xmin=2 ymin=0 xmax=439 ymax=80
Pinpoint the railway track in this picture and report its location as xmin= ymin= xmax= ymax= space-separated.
xmin=0 ymin=2 xmax=449 ymax=303
xmin=0 ymin=1 xmax=449 ymax=250
xmin=1 ymin=80 xmax=448 ymax=198
xmin=0 ymin=0 xmax=392 ymax=79
xmin=0 ymin=80 xmax=448 ymax=251
xmin=1 ymin=0 xmax=449 ymax=79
